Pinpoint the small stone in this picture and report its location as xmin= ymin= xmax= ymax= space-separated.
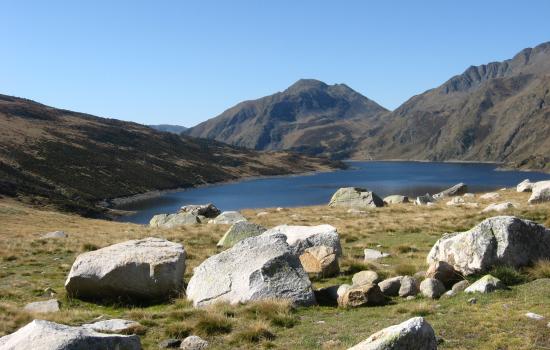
xmin=180 ymin=335 xmax=208 ymax=350
xmin=406 ymin=295 xmax=416 ymax=301
xmin=208 ymin=211 xmax=247 ymax=224
xmin=338 ymin=284 xmax=386 ymax=308
xmin=525 ymin=312 xmax=545 ymax=320
xmin=256 ymin=211 xmax=269 ymax=217
xmin=481 ymin=202 xmax=517 ymax=213
xmin=23 ymin=299 xmax=60 ymax=313
xmin=468 ymin=298 xmax=477 ymax=304
xmin=364 ymin=248 xmax=390 ymax=261
xmin=352 ymin=270 xmax=380 ymax=286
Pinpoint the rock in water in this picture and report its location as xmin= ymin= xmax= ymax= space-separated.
xmin=517 ymin=179 xmax=534 ymax=192
xmin=481 ymin=202 xmax=517 ymax=213
xmin=434 ymin=182 xmax=467 ymax=199
xmin=149 ymin=212 xmax=199 ymax=228
xmin=338 ymin=284 xmax=385 ymax=308
xmin=427 ymin=216 xmax=550 ymax=276
xmin=65 ymin=237 xmax=186 ymax=301
xmin=465 ymin=275 xmax=506 ymax=293
xmin=208 ymin=211 xmax=247 ymax=224
xmin=347 ymin=317 xmax=437 ymax=350
xmin=383 ymin=195 xmax=409 ymax=204
xmin=0 ymin=320 xmax=141 ymax=350
xmin=328 ymin=187 xmax=384 ymax=208
xmin=263 ymin=224 xmax=342 ymax=256
xmin=180 ymin=203 xmax=220 ymax=218
xmin=419 ymin=278 xmax=446 ymax=299
xmin=23 ymin=299 xmax=60 ymax=313
xmin=186 ymin=234 xmax=316 ymax=307
xmin=528 ymin=181 xmax=550 ymax=204
xmin=299 ymin=245 xmax=339 ymax=277
xmin=217 ymin=222 xmax=267 ymax=248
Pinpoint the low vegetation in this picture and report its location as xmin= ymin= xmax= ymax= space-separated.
xmin=0 ymin=189 xmax=549 ymax=349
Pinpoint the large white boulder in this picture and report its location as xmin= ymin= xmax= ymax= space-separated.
xmin=528 ymin=181 xmax=550 ymax=204
xmin=149 ymin=212 xmax=199 ymax=228
xmin=0 ymin=320 xmax=141 ymax=350
xmin=65 ymin=237 xmax=186 ymax=300
xmin=263 ymin=224 xmax=342 ymax=256
xmin=427 ymin=216 xmax=550 ymax=276
xmin=347 ymin=317 xmax=437 ymax=350
xmin=329 ymin=187 xmax=384 ymax=208
xmin=186 ymin=233 xmax=316 ymax=307
xmin=517 ymin=179 xmax=535 ymax=192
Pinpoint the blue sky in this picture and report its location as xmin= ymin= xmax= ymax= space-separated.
xmin=1 ymin=1 xmax=549 ymax=126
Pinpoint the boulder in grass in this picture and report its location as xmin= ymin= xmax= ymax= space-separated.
xmin=464 ymin=275 xmax=506 ymax=293
xmin=434 ymin=182 xmax=467 ymax=199
xmin=378 ymin=276 xmax=404 ymax=296
xmin=180 ymin=335 xmax=208 ymax=350
xmin=383 ymin=195 xmax=409 ymax=205
xmin=528 ymin=181 xmax=550 ymax=204
xmin=426 ymin=260 xmax=462 ymax=289
xmin=427 ymin=216 xmax=550 ymax=276
xmin=65 ymin=237 xmax=186 ymax=301
xmin=481 ymin=202 xmax=517 ymax=213
xmin=352 ymin=270 xmax=380 ymax=286
xmin=83 ymin=319 xmax=142 ymax=334
xmin=364 ymin=248 xmax=390 ymax=261
xmin=398 ymin=276 xmax=419 ymax=297
xmin=480 ymin=192 xmax=500 ymax=200
xmin=263 ymin=224 xmax=342 ymax=256
xmin=149 ymin=212 xmax=199 ymax=228
xmin=419 ymin=278 xmax=446 ymax=299
xmin=23 ymin=299 xmax=60 ymax=314
xmin=328 ymin=187 xmax=384 ymax=208
xmin=415 ymin=193 xmax=435 ymax=206
xmin=216 ymin=222 xmax=267 ymax=248
xmin=180 ymin=203 xmax=220 ymax=218
xmin=299 ymin=245 xmax=339 ymax=277
xmin=517 ymin=179 xmax=534 ymax=192
xmin=208 ymin=211 xmax=247 ymax=224
xmin=451 ymin=280 xmax=470 ymax=293
xmin=314 ymin=285 xmax=341 ymax=306
xmin=0 ymin=320 xmax=141 ymax=350
xmin=186 ymin=233 xmax=316 ymax=307
xmin=338 ymin=284 xmax=385 ymax=308
xmin=347 ymin=317 xmax=437 ymax=350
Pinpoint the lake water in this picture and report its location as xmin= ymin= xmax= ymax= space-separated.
xmin=116 ymin=161 xmax=549 ymax=224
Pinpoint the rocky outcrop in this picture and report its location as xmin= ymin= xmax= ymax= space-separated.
xmin=186 ymin=234 xmax=316 ymax=307
xmin=465 ymin=275 xmax=506 ymax=293
xmin=217 ymin=222 xmax=266 ymax=248
xmin=263 ymin=224 xmax=342 ymax=256
xmin=528 ymin=181 xmax=550 ymax=204
xmin=329 ymin=187 xmax=384 ymax=208
xmin=383 ymin=195 xmax=409 ymax=204
xmin=427 ymin=216 xmax=550 ymax=276
xmin=338 ymin=284 xmax=385 ymax=308
xmin=180 ymin=203 xmax=220 ymax=218
xmin=208 ymin=211 xmax=247 ymax=224
xmin=347 ymin=317 xmax=437 ymax=350
xmin=299 ymin=245 xmax=339 ymax=277
xmin=0 ymin=320 xmax=141 ymax=350
xmin=65 ymin=237 xmax=186 ymax=301
xmin=149 ymin=213 xmax=199 ymax=228
xmin=480 ymin=192 xmax=500 ymax=200
xmin=434 ymin=183 xmax=467 ymax=199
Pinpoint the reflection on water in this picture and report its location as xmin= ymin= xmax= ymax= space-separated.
xmin=115 ymin=161 xmax=549 ymax=224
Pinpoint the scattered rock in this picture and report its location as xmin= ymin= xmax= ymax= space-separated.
xmin=65 ymin=237 xmax=186 ymax=301
xmin=434 ymin=183 xmax=468 ymax=199
xmin=347 ymin=208 xmax=367 ymax=215
xmin=415 ymin=193 xmax=435 ymax=205
xmin=383 ymin=195 xmax=409 ymax=204
xmin=0 ymin=320 xmax=141 ymax=349
xmin=216 ymin=222 xmax=267 ymax=248
xmin=451 ymin=280 xmax=470 ymax=293
xmin=338 ymin=283 xmax=385 ymax=308
xmin=525 ymin=312 xmax=545 ymax=320
xmin=150 ymin=212 xmax=199 ymax=228
xmin=426 ymin=261 xmax=461 ymax=289
xmin=23 ymin=299 xmax=60 ymax=313
xmin=398 ymin=276 xmax=419 ymax=297
xmin=468 ymin=297 xmax=477 ymax=304
xmin=299 ymin=245 xmax=339 ymax=277
xmin=347 ymin=317 xmax=437 ymax=350
xmin=264 ymin=224 xmax=342 ymax=256
xmin=186 ymin=233 xmax=315 ymax=307
xmin=364 ymin=248 xmax=390 ymax=261
xmin=180 ymin=335 xmax=208 ymax=350
xmin=465 ymin=275 xmax=506 ymax=293
xmin=446 ymin=197 xmax=465 ymax=206
xmin=159 ymin=338 xmax=182 ymax=348
xmin=208 ymin=211 xmax=247 ymax=224
xmin=528 ymin=181 xmax=550 ymax=204
xmin=83 ymin=319 xmax=142 ymax=334
xmin=40 ymin=231 xmax=66 ymax=239
xmin=180 ymin=203 xmax=220 ymax=218
xmin=427 ymin=216 xmax=550 ymax=276
xmin=517 ymin=179 xmax=534 ymax=192
xmin=352 ymin=270 xmax=380 ymax=286
xmin=378 ymin=276 xmax=404 ymax=296
xmin=337 ymin=284 xmax=352 ymax=298
xmin=328 ymin=187 xmax=384 ymax=208
xmin=420 ymin=278 xmax=446 ymax=299
xmin=481 ymin=202 xmax=517 ymax=213
xmin=480 ymin=192 xmax=500 ymax=200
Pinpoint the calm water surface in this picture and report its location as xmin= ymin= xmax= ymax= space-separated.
xmin=116 ymin=161 xmax=550 ymax=224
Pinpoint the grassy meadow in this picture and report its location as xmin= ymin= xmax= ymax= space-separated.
xmin=1 ymin=189 xmax=549 ymax=349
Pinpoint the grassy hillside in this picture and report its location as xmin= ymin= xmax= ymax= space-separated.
xmin=1 ymin=189 xmax=549 ymax=349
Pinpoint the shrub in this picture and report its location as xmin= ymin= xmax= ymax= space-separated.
xmin=164 ymin=321 xmax=192 ymax=338
xmin=194 ymin=313 xmax=232 ymax=336
xmin=393 ymin=264 xmax=416 ymax=276
xmin=230 ymin=321 xmax=275 ymax=344
xmin=528 ymin=260 xmax=550 ymax=279
xmin=489 ymin=265 xmax=526 ymax=286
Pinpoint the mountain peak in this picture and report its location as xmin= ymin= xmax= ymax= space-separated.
xmin=285 ymin=79 xmax=328 ymax=93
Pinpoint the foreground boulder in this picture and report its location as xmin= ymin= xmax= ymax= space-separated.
xmin=0 ymin=320 xmax=141 ymax=350
xmin=208 ymin=211 xmax=247 ymax=224
xmin=347 ymin=317 xmax=437 ymax=350
xmin=186 ymin=234 xmax=316 ymax=307
xmin=329 ymin=187 xmax=384 ymax=208
xmin=65 ymin=237 xmax=186 ymax=301
xmin=528 ymin=181 xmax=550 ymax=204
xmin=216 ymin=222 xmax=267 ymax=248
xmin=434 ymin=182 xmax=467 ymax=199
xmin=299 ymin=245 xmax=339 ymax=277
xmin=149 ymin=212 xmax=199 ymax=228
xmin=517 ymin=179 xmax=535 ymax=192
xmin=338 ymin=283 xmax=385 ymax=308
xmin=383 ymin=195 xmax=409 ymax=204
xmin=264 ymin=224 xmax=342 ymax=256
xmin=180 ymin=203 xmax=220 ymax=218
xmin=427 ymin=216 xmax=550 ymax=276
xmin=465 ymin=275 xmax=506 ymax=293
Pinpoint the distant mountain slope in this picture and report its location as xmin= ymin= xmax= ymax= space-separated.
xmin=149 ymin=124 xmax=187 ymax=134
xmin=186 ymin=79 xmax=388 ymax=159
xmin=0 ymin=94 xmax=343 ymax=216
xmin=352 ymin=41 xmax=550 ymax=171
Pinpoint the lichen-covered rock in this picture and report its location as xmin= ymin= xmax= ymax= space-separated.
xmin=264 ymin=224 xmax=342 ymax=256
xmin=186 ymin=234 xmax=316 ymax=307
xmin=427 ymin=216 xmax=550 ymax=276
xmin=65 ymin=237 xmax=186 ymax=301
xmin=0 ymin=320 xmax=141 ymax=350
xmin=517 ymin=179 xmax=535 ymax=192
xmin=465 ymin=275 xmax=506 ymax=293
xmin=347 ymin=317 xmax=437 ymax=350
xmin=528 ymin=181 xmax=550 ymax=204
xmin=216 ymin=222 xmax=266 ymax=248
xmin=419 ymin=278 xmax=446 ymax=299
xmin=208 ymin=211 xmax=247 ymax=224
xmin=352 ymin=271 xmax=380 ymax=286
xmin=149 ymin=212 xmax=199 ymax=228
xmin=338 ymin=284 xmax=385 ymax=308
xmin=451 ymin=280 xmax=470 ymax=293
xmin=434 ymin=182 xmax=467 ymax=199
xmin=299 ymin=245 xmax=339 ymax=277
xmin=329 ymin=187 xmax=384 ymax=208
xmin=383 ymin=195 xmax=409 ymax=204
